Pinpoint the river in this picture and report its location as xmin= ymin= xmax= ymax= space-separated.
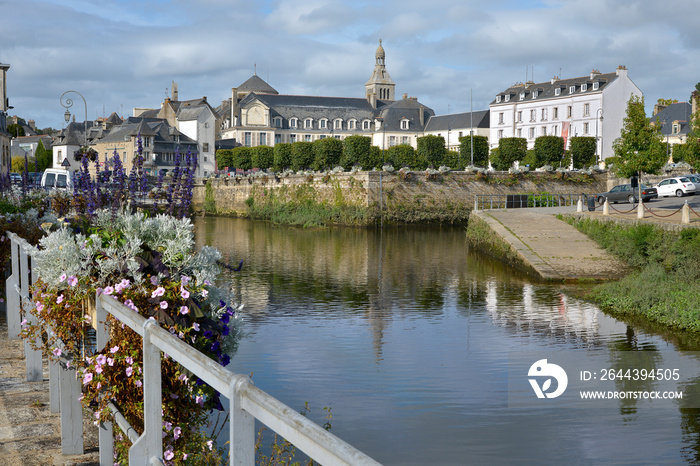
xmin=194 ymin=217 xmax=700 ymax=465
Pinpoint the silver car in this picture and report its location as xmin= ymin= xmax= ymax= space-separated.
xmin=655 ymin=177 xmax=696 ymax=197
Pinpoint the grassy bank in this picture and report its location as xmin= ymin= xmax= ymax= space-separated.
xmin=465 ymin=213 xmax=535 ymax=275
xmin=563 ymin=217 xmax=700 ymax=332
xmin=246 ymin=197 xmax=376 ymax=228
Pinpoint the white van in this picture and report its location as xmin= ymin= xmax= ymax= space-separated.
xmin=41 ymin=169 xmax=74 ymax=190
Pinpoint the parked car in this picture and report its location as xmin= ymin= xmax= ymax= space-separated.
xmin=9 ymin=172 xmax=21 ymax=184
xmin=41 ymin=168 xmax=74 ymax=190
xmin=683 ymin=174 xmax=700 ymax=191
xmin=596 ymin=183 xmax=657 ymax=204
xmin=655 ymin=176 xmax=696 ymax=197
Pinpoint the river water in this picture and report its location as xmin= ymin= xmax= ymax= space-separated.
xmin=194 ymin=217 xmax=700 ymax=465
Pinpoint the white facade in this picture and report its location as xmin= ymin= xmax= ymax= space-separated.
xmin=177 ymin=106 xmax=217 ymax=176
xmin=489 ymin=67 xmax=642 ymax=161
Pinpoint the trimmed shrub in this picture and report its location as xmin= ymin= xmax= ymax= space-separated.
xmin=341 ymin=135 xmax=372 ymax=169
xmin=251 ymin=145 xmax=274 ymax=170
xmin=312 ymin=137 xmax=343 ymax=171
xmin=534 ymin=136 xmax=565 ymax=167
xmin=570 ymin=136 xmax=597 ymax=168
xmin=273 ymin=143 xmax=293 ymax=171
xmin=291 ymin=141 xmax=314 ymax=171
xmin=417 ymin=134 xmax=446 ymax=168
xmin=458 ymin=135 xmax=489 ymax=167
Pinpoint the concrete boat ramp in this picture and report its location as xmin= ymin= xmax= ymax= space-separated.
xmin=471 ymin=206 xmax=629 ymax=281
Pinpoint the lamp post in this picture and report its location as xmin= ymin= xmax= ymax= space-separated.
xmin=60 ymin=90 xmax=88 ymax=169
xmin=595 ymin=108 xmax=604 ymax=164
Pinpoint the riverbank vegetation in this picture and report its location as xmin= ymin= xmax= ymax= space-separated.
xmin=563 ymin=217 xmax=700 ymax=332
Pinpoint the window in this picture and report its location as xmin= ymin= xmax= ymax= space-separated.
xmin=569 ymin=85 xmax=575 ymax=93
xmin=290 ymin=118 xmax=298 ymax=128
xmin=320 ymin=119 xmax=327 ymax=129
xmin=290 ymin=134 xmax=296 ymax=142
xmin=401 ymin=119 xmax=409 ymax=130
xmin=334 ymin=119 xmax=342 ymax=130
xmin=517 ymin=111 xmax=523 ymax=122
xmin=349 ymin=119 xmax=357 ymax=130
xmin=530 ymin=109 xmax=536 ymax=122
xmin=203 ymin=143 xmax=209 ymax=152
xmin=673 ymin=123 xmax=679 ymax=134
xmin=498 ymin=129 xmax=504 ymax=139
xmin=583 ymin=122 xmax=589 ymax=134
xmin=553 ymin=125 xmax=558 ymax=135
xmin=517 ymin=128 xmax=522 ymax=138
xmin=567 ymin=106 xmax=573 ymax=118
xmin=584 ymin=103 xmax=590 ymax=116
xmin=362 ymin=120 xmax=370 ymax=130
xmin=555 ymin=88 xmax=561 ymax=96
xmin=244 ymin=132 xmax=251 ymax=146
xmin=401 ymin=136 xmax=409 ymax=144
xmin=499 ymin=112 xmax=504 ymax=124
xmin=505 ymin=94 xmax=510 ymax=102
xmin=593 ymin=82 xmax=599 ymax=90
xmin=581 ymin=83 xmax=587 ymax=92
xmin=520 ymin=92 xmax=525 ymax=101
xmin=529 ymin=127 xmax=535 ymax=139
xmin=553 ymin=107 xmax=559 ymax=120
xmin=533 ymin=90 xmax=539 ymax=99
xmin=275 ymin=134 xmax=282 ymax=144
xmin=496 ymin=95 xmax=501 ymax=103
xmin=542 ymin=127 xmax=547 ymax=136
xmin=304 ymin=134 xmax=312 ymax=142
xmin=541 ymin=108 xmax=547 ymax=121
xmin=389 ymin=136 xmax=396 ymax=146
xmin=273 ymin=117 xmax=282 ymax=128
xmin=304 ymin=118 xmax=313 ymax=129
xmin=143 ymin=137 xmax=151 ymax=148
xmin=259 ymin=133 xmax=267 ymax=146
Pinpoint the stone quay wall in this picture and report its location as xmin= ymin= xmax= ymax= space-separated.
xmin=191 ymin=171 xmax=609 ymax=221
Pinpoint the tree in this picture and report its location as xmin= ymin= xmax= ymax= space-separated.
xmin=215 ymin=149 xmax=233 ymax=171
xmin=341 ymin=135 xmax=371 ymax=169
xmin=7 ymin=124 xmax=24 ymax=138
xmin=684 ymin=89 xmax=700 ymax=169
xmin=273 ymin=143 xmax=293 ymax=171
xmin=312 ymin=137 xmax=343 ymax=171
xmin=610 ymin=95 xmax=666 ymax=177
xmin=35 ymin=140 xmax=52 ymax=171
xmin=11 ymin=155 xmax=35 ymax=173
xmin=290 ymin=141 xmax=314 ymax=171
xmin=387 ymin=144 xmax=417 ymax=169
xmin=534 ymin=136 xmax=565 ymax=167
xmin=251 ymin=145 xmax=274 ymax=170
xmin=569 ymin=137 xmax=597 ymax=168
xmin=495 ymin=137 xmax=527 ymax=171
xmin=231 ymin=147 xmax=252 ymax=170
xmin=458 ymin=135 xmax=489 ymax=167
xmin=416 ymin=135 xmax=446 ymax=168
xmin=657 ymin=98 xmax=678 ymax=106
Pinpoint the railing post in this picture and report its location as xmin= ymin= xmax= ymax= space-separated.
xmin=6 ymin=235 xmax=21 ymax=339
xmin=637 ymin=200 xmax=644 ymax=219
xmin=683 ymin=201 xmax=690 ymax=224
xmin=59 ymin=358 xmax=84 ymax=455
xmin=603 ymin=198 xmax=610 ymax=216
xmin=100 ymin=421 xmax=114 ymax=466
xmin=130 ymin=319 xmax=163 ymax=465
xmin=230 ymin=375 xmax=255 ymax=465
xmin=22 ymin=251 xmax=42 ymax=382
xmin=94 ymin=292 xmax=109 ymax=352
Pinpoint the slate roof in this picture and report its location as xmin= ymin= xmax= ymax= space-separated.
xmin=424 ymin=110 xmax=490 ymax=132
xmin=376 ymin=98 xmax=435 ymax=132
xmin=96 ymin=118 xmax=196 ymax=147
xmin=649 ymin=102 xmax=692 ymax=136
xmin=491 ymin=71 xmax=619 ymax=105
xmin=238 ymin=74 xmax=278 ymax=95
xmin=55 ymin=121 xmax=97 ymax=146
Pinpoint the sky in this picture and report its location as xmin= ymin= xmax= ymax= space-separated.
xmin=2 ymin=0 xmax=700 ymax=132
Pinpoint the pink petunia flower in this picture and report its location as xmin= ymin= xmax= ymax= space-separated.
xmin=192 ymin=322 xmax=200 ymax=332
xmin=59 ymin=273 xmax=67 ymax=282
xmin=103 ymin=286 xmax=114 ymax=295
xmin=110 ymin=346 xmax=119 ymax=353
xmin=135 ymin=379 xmax=142 ymax=388
xmin=151 ymin=286 xmax=166 ymax=298
xmin=173 ymin=427 xmax=181 ymax=440
xmin=107 ymin=357 xmax=114 ymax=366
xmin=160 ymin=301 xmax=168 ymax=309
xmin=126 ymin=366 xmax=133 ymax=377
xmin=126 ymin=356 xmax=133 ymax=365
xmin=83 ymin=372 xmax=93 ymax=385
xmin=96 ymin=354 xmax=107 ymax=365
xmin=35 ymin=301 xmax=44 ymax=312
xmin=179 ymin=306 xmax=189 ymax=315
xmin=56 ymin=294 xmax=64 ymax=304
xmin=164 ymin=449 xmax=174 ymax=461
xmin=52 ymin=347 xmax=62 ymax=357
xmin=67 ymin=275 xmax=78 ymax=287
xmin=180 ymin=288 xmax=190 ymax=299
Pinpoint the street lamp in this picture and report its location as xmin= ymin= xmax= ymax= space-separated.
xmin=595 ymin=108 xmax=604 ymax=164
xmin=60 ymin=90 xmax=88 ymax=166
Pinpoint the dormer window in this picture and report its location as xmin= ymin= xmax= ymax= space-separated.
xmin=555 ymin=88 xmax=561 ymax=96
xmin=334 ymin=119 xmax=342 ymax=130
xmin=320 ymin=119 xmax=327 ymax=129
xmin=520 ymin=92 xmax=525 ymax=101
xmin=362 ymin=119 xmax=371 ymax=130
xmin=505 ymin=94 xmax=510 ymax=102
xmin=304 ymin=118 xmax=313 ymax=129
xmin=496 ymin=95 xmax=502 ymax=103
xmin=569 ymin=85 xmax=576 ymax=93
xmin=349 ymin=119 xmax=357 ymax=130
xmin=290 ymin=118 xmax=298 ymax=128
xmin=401 ymin=119 xmax=409 ymax=130
xmin=533 ymin=90 xmax=539 ymax=99
xmin=592 ymin=82 xmax=599 ymax=90
xmin=581 ymin=83 xmax=587 ymax=92
xmin=273 ymin=117 xmax=283 ymax=128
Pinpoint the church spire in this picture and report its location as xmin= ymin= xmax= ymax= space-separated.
xmin=365 ymin=39 xmax=395 ymax=107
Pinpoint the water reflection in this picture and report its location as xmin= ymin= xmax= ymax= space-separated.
xmin=194 ymin=218 xmax=700 ymax=465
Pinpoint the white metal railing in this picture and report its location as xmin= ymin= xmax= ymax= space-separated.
xmin=5 ymin=231 xmax=382 ymax=465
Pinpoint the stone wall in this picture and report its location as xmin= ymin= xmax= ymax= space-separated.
xmin=192 ymin=170 xmax=608 ymax=223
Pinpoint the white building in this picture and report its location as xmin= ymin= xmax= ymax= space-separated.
xmin=489 ymin=66 xmax=641 ymax=161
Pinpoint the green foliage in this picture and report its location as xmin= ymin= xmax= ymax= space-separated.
xmin=416 ymin=134 xmax=446 ymax=168
xmin=368 ymin=145 xmax=383 ymax=169
xmin=35 ymin=140 xmax=52 ymax=171
xmin=312 ymin=137 xmax=343 ymax=171
xmin=215 ymin=149 xmax=233 ymax=171
xmin=231 ymin=147 xmax=252 ymax=170
xmin=458 ymin=135 xmax=489 ymax=167
xmin=493 ymin=138 xmax=527 ymax=170
xmin=204 ymin=179 xmax=216 ymax=214
xmin=534 ymin=136 xmax=565 ymax=167
xmin=521 ymin=149 xmax=539 ymax=169
xmin=273 ymin=143 xmax=293 ymax=171
xmin=489 ymin=148 xmax=503 ymax=170
xmin=341 ymin=135 xmax=371 ymax=169
xmin=671 ymin=143 xmax=691 ymax=163
xmin=387 ymin=144 xmax=417 ymax=169
xmin=610 ymin=95 xmax=666 ymax=177
xmin=291 ymin=141 xmax=314 ymax=171
xmin=7 ymin=123 xmax=24 ymax=137
xmin=251 ymin=145 xmax=274 ymax=170
xmin=442 ymin=149 xmax=459 ymax=169
xmin=11 ymin=155 xmax=35 ymax=173
xmin=570 ymin=137 xmax=597 ymax=168
xmin=657 ymin=98 xmax=679 ymax=106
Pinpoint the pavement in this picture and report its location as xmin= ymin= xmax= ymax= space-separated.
xmin=473 ymin=204 xmax=634 ymax=281
xmin=0 ymin=303 xmax=99 ymax=466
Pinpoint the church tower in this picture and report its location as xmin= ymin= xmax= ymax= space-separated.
xmin=365 ymin=39 xmax=395 ymax=108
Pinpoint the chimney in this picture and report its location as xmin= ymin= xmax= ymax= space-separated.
xmin=692 ymin=91 xmax=699 ymax=119
xmin=551 ymin=76 xmax=557 ymax=84
xmin=590 ymin=69 xmax=601 ymax=80
xmin=615 ymin=65 xmax=628 ymax=78
xmin=28 ymin=119 xmax=36 ymax=131
xmin=368 ymin=91 xmax=377 ymax=109
xmin=653 ymin=104 xmax=667 ymax=116
xmin=202 ymin=96 xmax=207 ymax=102
xmin=172 ymin=81 xmax=178 ymax=101
xmin=419 ymin=105 xmax=424 ymax=127
xmin=403 ymin=93 xmax=408 ymax=100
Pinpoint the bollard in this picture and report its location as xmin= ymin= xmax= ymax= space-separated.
xmin=637 ymin=199 xmax=644 ymax=219
xmin=577 ymin=198 xmax=583 ymax=213
xmin=683 ymin=201 xmax=690 ymax=224
xmin=603 ymin=199 xmax=610 ymax=216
